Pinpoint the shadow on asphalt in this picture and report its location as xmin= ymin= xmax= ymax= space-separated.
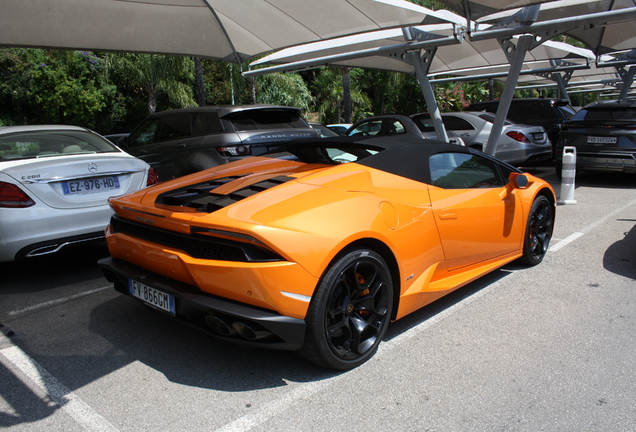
xmin=385 ymin=265 xmax=511 ymax=341
xmin=603 ymin=220 xmax=636 ymax=280
xmin=0 ymin=261 xmax=515 ymax=409
xmin=0 ymin=359 xmax=59 ymax=428
xmin=71 ymin=264 xmax=510 ymax=392
xmin=0 ymin=240 xmax=110 ymax=294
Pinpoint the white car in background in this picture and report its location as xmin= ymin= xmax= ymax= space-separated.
xmin=0 ymin=125 xmax=159 ymax=262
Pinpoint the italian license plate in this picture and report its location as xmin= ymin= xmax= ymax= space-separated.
xmin=62 ymin=176 xmax=120 ymax=195
xmin=128 ymin=279 xmax=176 ymax=314
xmin=587 ymin=136 xmax=617 ymax=144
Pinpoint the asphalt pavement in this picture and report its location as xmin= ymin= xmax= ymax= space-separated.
xmin=1 ymin=166 xmax=635 ymax=432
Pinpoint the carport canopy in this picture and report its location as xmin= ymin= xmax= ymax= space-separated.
xmin=0 ymin=0 xmax=454 ymax=64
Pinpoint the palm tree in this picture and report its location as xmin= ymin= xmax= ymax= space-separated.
xmin=255 ymin=72 xmax=312 ymax=110
xmin=109 ymin=53 xmax=196 ymax=113
xmin=312 ymin=67 xmax=371 ymax=124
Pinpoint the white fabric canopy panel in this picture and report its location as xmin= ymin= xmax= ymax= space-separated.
xmin=251 ymin=29 xmax=597 ymax=77
xmin=0 ymin=0 xmax=447 ymax=62
xmin=439 ymin=0 xmax=636 ymax=55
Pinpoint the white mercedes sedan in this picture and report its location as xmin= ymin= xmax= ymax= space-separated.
xmin=0 ymin=125 xmax=159 ymax=262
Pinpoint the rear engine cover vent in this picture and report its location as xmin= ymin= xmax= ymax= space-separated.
xmin=156 ymin=175 xmax=294 ymax=213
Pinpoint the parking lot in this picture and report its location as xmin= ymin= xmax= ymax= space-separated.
xmin=1 ymin=166 xmax=635 ymax=432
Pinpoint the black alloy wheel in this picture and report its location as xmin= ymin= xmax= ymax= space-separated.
xmin=299 ymin=249 xmax=393 ymax=370
xmin=519 ymin=195 xmax=554 ymax=266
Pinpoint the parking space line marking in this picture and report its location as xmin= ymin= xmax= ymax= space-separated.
xmin=548 ymin=232 xmax=584 ymax=252
xmin=0 ymin=336 xmax=119 ymax=432
xmin=215 ymin=376 xmax=333 ymax=432
xmin=8 ymin=286 xmax=111 ymax=317
xmin=548 ymin=195 xmax=636 ymax=253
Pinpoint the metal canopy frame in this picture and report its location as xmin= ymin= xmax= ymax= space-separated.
xmin=245 ymin=5 xmax=636 ymax=157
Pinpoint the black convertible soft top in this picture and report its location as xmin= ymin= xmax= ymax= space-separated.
xmin=276 ymin=136 xmax=473 ymax=185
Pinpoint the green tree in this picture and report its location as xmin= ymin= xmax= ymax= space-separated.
xmin=0 ymin=49 xmax=112 ymax=128
xmin=357 ymin=69 xmax=426 ymax=115
xmin=434 ymin=81 xmax=490 ymax=111
xmin=108 ymin=53 xmax=196 ymax=114
xmin=311 ymin=67 xmax=372 ymax=123
xmin=197 ymin=59 xmax=253 ymax=105
xmin=255 ymin=72 xmax=312 ymax=110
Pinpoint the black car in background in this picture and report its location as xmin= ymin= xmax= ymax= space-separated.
xmin=556 ymin=99 xmax=636 ymax=175
xmin=466 ymin=98 xmax=576 ymax=159
xmin=119 ymin=105 xmax=318 ymax=181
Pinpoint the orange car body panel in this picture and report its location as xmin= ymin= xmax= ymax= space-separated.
xmin=104 ymin=154 xmax=554 ymax=322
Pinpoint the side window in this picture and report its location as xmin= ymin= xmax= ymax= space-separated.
xmin=159 ymin=114 xmax=191 ymax=141
xmin=128 ymin=118 xmax=161 ymax=148
xmin=348 ymin=120 xmax=382 ymax=136
xmin=192 ymin=113 xmax=224 ymax=136
xmin=382 ymin=120 xmax=407 ymax=135
xmin=430 ymin=152 xmax=504 ymax=189
xmin=442 ymin=116 xmax=475 ymax=131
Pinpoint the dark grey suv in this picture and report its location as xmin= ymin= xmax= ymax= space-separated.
xmin=556 ymin=99 xmax=636 ymax=175
xmin=120 ymin=105 xmax=318 ymax=180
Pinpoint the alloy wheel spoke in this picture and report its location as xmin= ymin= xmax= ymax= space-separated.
xmin=353 ymin=261 xmax=377 ymax=293
xmin=354 ymin=281 xmax=388 ymax=316
xmin=349 ymin=316 xmax=377 ymax=354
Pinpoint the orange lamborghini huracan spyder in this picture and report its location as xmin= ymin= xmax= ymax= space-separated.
xmin=98 ymin=136 xmax=556 ymax=370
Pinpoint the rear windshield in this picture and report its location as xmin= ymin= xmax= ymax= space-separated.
xmin=411 ymin=115 xmax=435 ymax=133
xmin=225 ymin=109 xmax=309 ymax=131
xmin=477 ymin=113 xmax=512 ymax=125
xmin=0 ymin=130 xmax=118 ymax=161
xmin=572 ymin=107 xmax=636 ymax=122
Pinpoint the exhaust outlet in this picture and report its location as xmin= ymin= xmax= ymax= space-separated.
xmin=205 ymin=315 xmax=236 ymax=336
xmin=231 ymin=322 xmax=273 ymax=341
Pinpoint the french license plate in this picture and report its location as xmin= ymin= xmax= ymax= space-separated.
xmin=128 ymin=279 xmax=175 ymax=314
xmin=62 ymin=176 xmax=120 ymax=195
xmin=587 ymin=136 xmax=617 ymax=144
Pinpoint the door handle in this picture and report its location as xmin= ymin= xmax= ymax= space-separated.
xmin=439 ymin=211 xmax=458 ymax=220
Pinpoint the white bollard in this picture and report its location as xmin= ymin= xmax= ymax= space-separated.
xmin=558 ymin=146 xmax=577 ymax=205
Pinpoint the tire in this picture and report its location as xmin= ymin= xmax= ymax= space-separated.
xmin=518 ymin=195 xmax=554 ymax=266
xmin=299 ymin=249 xmax=393 ymax=370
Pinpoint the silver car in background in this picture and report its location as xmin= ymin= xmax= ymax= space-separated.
xmin=346 ymin=114 xmax=466 ymax=146
xmin=411 ymin=111 xmax=552 ymax=166
xmin=0 ymin=125 xmax=159 ymax=262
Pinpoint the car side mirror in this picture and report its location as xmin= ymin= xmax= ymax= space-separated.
xmin=510 ymin=173 xmax=529 ymax=189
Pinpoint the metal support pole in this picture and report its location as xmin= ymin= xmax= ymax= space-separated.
xmin=554 ymin=73 xmax=571 ymax=103
xmin=403 ymin=28 xmax=449 ymax=143
xmin=618 ymin=65 xmax=635 ymax=100
xmin=484 ymin=34 xmax=533 ymax=157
